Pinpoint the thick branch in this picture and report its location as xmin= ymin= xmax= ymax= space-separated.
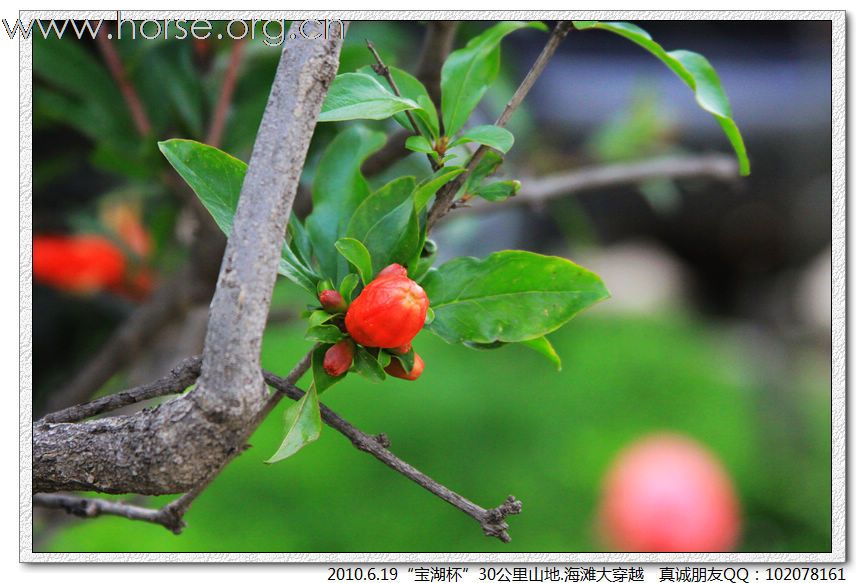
xmin=426 ymin=21 xmax=572 ymax=230
xmin=33 ymin=25 xmax=344 ymax=496
xmin=456 ymin=154 xmax=741 ymax=217
xmin=263 ymin=372 xmax=522 ymax=542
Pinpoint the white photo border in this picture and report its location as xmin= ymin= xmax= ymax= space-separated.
xmin=19 ymin=9 xmax=846 ymax=564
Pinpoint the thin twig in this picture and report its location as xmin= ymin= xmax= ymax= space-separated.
xmin=263 ymin=371 xmax=522 ymax=542
xmin=366 ymin=40 xmax=440 ymax=171
xmin=95 ymin=28 xmax=152 ymax=137
xmin=455 ymin=154 xmax=741 ymax=218
xmin=426 ymin=21 xmax=572 ymax=230
xmin=206 ymin=41 xmax=245 ymax=148
xmin=41 ymin=356 xmax=203 ymax=424
xmin=33 ymin=493 xmax=184 ymax=534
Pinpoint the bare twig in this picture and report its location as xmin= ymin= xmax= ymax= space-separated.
xmin=426 ymin=21 xmax=572 ymax=230
xmin=96 ymin=28 xmax=152 ymax=137
xmin=263 ymin=371 xmax=522 ymax=542
xmin=41 ymin=356 xmax=203 ymax=424
xmin=456 ymin=154 xmax=741 ymax=218
xmin=206 ymin=41 xmax=245 ymax=148
xmin=33 ymin=493 xmax=184 ymax=534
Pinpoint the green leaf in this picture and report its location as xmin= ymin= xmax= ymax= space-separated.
xmin=312 ymin=343 xmax=345 ymax=394
xmin=405 ymin=135 xmax=436 ymax=155
xmin=305 ymin=324 xmax=346 ymax=344
xmin=473 ymin=180 xmax=521 ymax=202
xmin=440 ymin=21 xmax=547 ymax=137
xmin=339 ymin=273 xmax=360 ymax=301
xmin=414 ymin=167 xmax=466 ymax=213
xmin=307 ymin=310 xmax=337 ymax=328
xmin=360 ymin=66 xmax=440 ymax=140
xmin=158 ymin=139 xmax=246 ymax=236
xmin=346 ymin=177 xmax=420 ymax=273
xmin=520 ymin=336 xmax=562 ymax=371
xmin=306 ymin=127 xmax=387 ymax=282
xmin=465 ymin=150 xmax=504 ymax=193
xmin=389 ymin=348 xmax=416 ymax=374
xmin=423 ymin=250 xmax=610 ymax=344
xmin=451 ymin=125 xmax=515 ymax=154
xmin=408 ymin=238 xmax=438 ymax=282
xmin=335 ymin=238 xmax=374 ymax=285
xmin=573 ymin=21 xmax=750 ymax=176
xmin=265 ymin=384 xmax=321 ymax=464
xmin=353 ymin=347 xmax=386 ymax=383
xmin=288 ymin=213 xmax=315 ymax=270
xmin=320 ymin=72 xmax=422 ymax=122
xmin=159 ymin=139 xmax=319 ymax=295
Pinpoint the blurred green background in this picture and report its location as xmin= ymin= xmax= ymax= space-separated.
xmin=31 ymin=19 xmax=832 ymax=553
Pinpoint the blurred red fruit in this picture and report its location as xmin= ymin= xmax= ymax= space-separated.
xmin=323 ymin=340 xmax=354 ymax=377
xmin=598 ymin=433 xmax=741 ymax=552
xmin=385 ymin=352 xmax=424 ymax=381
xmin=33 ymin=235 xmax=126 ymax=294
xmin=345 ymin=267 xmax=429 ymax=348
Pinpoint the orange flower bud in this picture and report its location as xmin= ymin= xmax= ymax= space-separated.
xmin=345 ymin=268 xmax=429 ymax=348
xmin=323 ymin=340 xmax=354 ymax=377
xmin=385 ymin=352 xmax=425 ymax=381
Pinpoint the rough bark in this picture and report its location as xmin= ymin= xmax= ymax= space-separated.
xmin=33 ymin=25 xmax=343 ymax=495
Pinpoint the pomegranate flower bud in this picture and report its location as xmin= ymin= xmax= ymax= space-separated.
xmin=377 ymin=263 xmax=408 ymax=279
xmin=318 ymin=289 xmax=347 ymax=313
xmin=345 ymin=269 xmax=429 ymax=348
xmin=385 ymin=352 xmax=425 ymax=381
xmin=323 ymin=340 xmax=354 ymax=377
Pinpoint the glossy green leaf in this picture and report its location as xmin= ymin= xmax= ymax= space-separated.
xmin=159 ymin=139 xmax=318 ymax=295
xmin=408 ymin=238 xmax=438 ymax=282
xmin=451 ymin=125 xmax=515 ymax=153
xmin=320 ymin=72 xmax=421 ymax=122
xmin=288 ymin=213 xmax=315 ymax=270
xmin=405 ymin=135 xmax=436 ymax=155
xmin=414 ymin=167 xmax=466 ymax=213
xmin=339 ymin=273 xmax=360 ymax=301
xmin=440 ymin=21 xmax=547 ymax=137
xmin=335 ymin=238 xmax=374 ymax=285
xmin=573 ymin=21 xmax=750 ymax=175
xmin=473 ymin=179 xmax=521 ymax=202
xmin=265 ymin=384 xmax=321 ymax=464
xmin=389 ymin=348 xmax=416 ymax=374
xmin=520 ymin=336 xmax=562 ymax=371
xmin=423 ymin=250 xmax=610 ymax=344
xmin=306 ymin=127 xmax=386 ymax=282
xmin=307 ymin=310 xmax=337 ymax=328
xmin=346 ymin=177 xmax=419 ymax=273
xmin=465 ymin=150 xmax=504 ymax=192
xmin=353 ymin=347 xmax=386 ymax=383
xmin=305 ymin=324 xmax=346 ymax=344
xmin=360 ymin=65 xmax=439 ymax=139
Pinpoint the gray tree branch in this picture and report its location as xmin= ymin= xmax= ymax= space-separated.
xmin=33 ymin=25 xmax=344 ymax=496
xmin=455 ymin=153 xmax=741 ymax=218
